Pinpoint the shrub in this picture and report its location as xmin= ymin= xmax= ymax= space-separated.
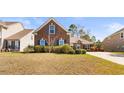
xmin=34 ymin=46 xmax=56 ymax=53
xmin=53 ymin=46 xmax=61 ymax=53
xmin=60 ymin=44 xmax=75 ymax=54
xmin=75 ymin=49 xmax=87 ymax=54
xmin=75 ymin=49 xmax=82 ymax=54
xmin=68 ymin=49 xmax=75 ymax=54
xmin=34 ymin=45 xmax=45 ymax=53
xmin=44 ymin=46 xmax=50 ymax=53
xmin=23 ymin=45 xmax=34 ymax=53
xmin=33 ymin=45 xmax=86 ymax=54
xmin=81 ymin=49 xmax=87 ymax=54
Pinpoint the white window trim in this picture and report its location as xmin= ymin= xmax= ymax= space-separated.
xmin=59 ymin=38 xmax=64 ymax=45
xmin=120 ymin=32 xmax=124 ymax=39
xmin=49 ymin=24 xmax=55 ymax=34
xmin=40 ymin=38 xmax=45 ymax=46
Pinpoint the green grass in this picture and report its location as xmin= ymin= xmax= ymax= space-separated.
xmin=0 ymin=52 xmax=124 ymax=75
xmin=111 ymin=52 xmax=124 ymax=54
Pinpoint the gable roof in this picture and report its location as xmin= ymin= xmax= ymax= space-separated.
xmin=104 ymin=27 xmax=124 ymax=40
xmin=0 ymin=22 xmax=19 ymax=26
xmin=34 ymin=18 xmax=69 ymax=33
xmin=70 ymin=37 xmax=93 ymax=45
xmin=5 ymin=29 xmax=33 ymax=40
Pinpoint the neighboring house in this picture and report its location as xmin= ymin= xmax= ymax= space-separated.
xmin=34 ymin=18 xmax=93 ymax=50
xmin=102 ymin=28 xmax=124 ymax=51
xmin=70 ymin=37 xmax=93 ymax=50
xmin=0 ymin=22 xmax=34 ymax=52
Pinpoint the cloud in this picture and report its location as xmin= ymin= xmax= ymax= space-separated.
xmin=104 ymin=23 xmax=124 ymax=32
xmin=22 ymin=20 xmax=32 ymax=26
xmin=15 ymin=17 xmax=45 ymax=29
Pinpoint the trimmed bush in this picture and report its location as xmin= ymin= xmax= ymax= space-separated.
xmin=53 ymin=46 xmax=61 ymax=53
xmin=44 ymin=46 xmax=50 ymax=53
xmin=81 ymin=49 xmax=87 ymax=54
xmin=68 ymin=49 xmax=75 ymax=54
xmin=75 ymin=49 xmax=87 ymax=54
xmin=60 ymin=44 xmax=75 ymax=54
xmin=34 ymin=45 xmax=45 ymax=53
xmin=23 ymin=45 xmax=34 ymax=53
xmin=33 ymin=45 xmax=86 ymax=54
xmin=75 ymin=49 xmax=82 ymax=54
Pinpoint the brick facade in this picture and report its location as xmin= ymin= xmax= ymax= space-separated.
xmin=34 ymin=18 xmax=93 ymax=50
xmin=35 ymin=20 xmax=70 ymax=46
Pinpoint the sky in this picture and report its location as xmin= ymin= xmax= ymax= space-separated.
xmin=0 ymin=17 xmax=124 ymax=41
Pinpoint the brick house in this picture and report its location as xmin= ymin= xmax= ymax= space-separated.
xmin=102 ymin=28 xmax=124 ymax=51
xmin=34 ymin=18 xmax=93 ymax=50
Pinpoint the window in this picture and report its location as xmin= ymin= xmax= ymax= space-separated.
xmin=8 ymin=41 xmax=12 ymax=48
xmin=15 ymin=41 xmax=19 ymax=49
xmin=40 ymin=39 xmax=45 ymax=46
xmin=76 ymin=44 xmax=80 ymax=49
xmin=120 ymin=33 xmax=124 ymax=39
xmin=49 ymin=24 xmax=55 ymax=34
xmin=121 ymin=45 xmax=124 ymax=48
xmin=59 ymin=38 xmax=64 ymax=45
xmin=84 ymin=45 xmax=90 ymax=50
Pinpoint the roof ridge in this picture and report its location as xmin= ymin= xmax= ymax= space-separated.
xmin=35 ymin=17 xmax=68 ymax=32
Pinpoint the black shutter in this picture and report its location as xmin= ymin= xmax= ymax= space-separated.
xmin=45 ymin=40 xmax=48 ymax=45
xmin=38 ymin=40 xmax=40 ymax=45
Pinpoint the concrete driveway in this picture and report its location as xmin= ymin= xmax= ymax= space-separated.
xmin=87 ymin=52 xmax=124 ymax=65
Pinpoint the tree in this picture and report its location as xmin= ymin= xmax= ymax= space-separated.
xmin=79 ymin=26 xmax=86 ymax=37
xmin=68 ymin=24 xmax=77 ymax=37
xmin=68 ymin=24 xmax=94 ymax=42
xmin=95 ymin=40 xmax=102 ymax=48
xmin=91 ymin=36 xmax=96 ymax=43
xmin=80 ymin=29 xmax=92 ymax=41
xmin=81 ymin=34 xmax=91 ymax=41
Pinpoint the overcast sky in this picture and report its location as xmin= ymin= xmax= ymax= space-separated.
xmin=0 ymin=17 xmax=124 ymax=41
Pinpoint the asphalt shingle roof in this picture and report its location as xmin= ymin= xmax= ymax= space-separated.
xmin=5 ymin=29 xmax=33 ymax=40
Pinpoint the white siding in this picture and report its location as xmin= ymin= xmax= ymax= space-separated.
xmin=2 ymin=23 xmax=24 ymax=38
xmin=20 ymin=32 xmax=34 ymax=52
xmin=0 ymin=39 xmax=1 ymax=47
xmin=0 ymin=23 xmax=24 ymax=49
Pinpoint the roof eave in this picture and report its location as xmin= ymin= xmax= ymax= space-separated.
xmin=34 ymin=18 xmax=68 ymax=33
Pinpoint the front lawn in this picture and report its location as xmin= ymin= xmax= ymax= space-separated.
xmin=0 ymin=53 xmax=124 ymax=75
xmin=112 ymin=52 xmax=124 ymax=54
